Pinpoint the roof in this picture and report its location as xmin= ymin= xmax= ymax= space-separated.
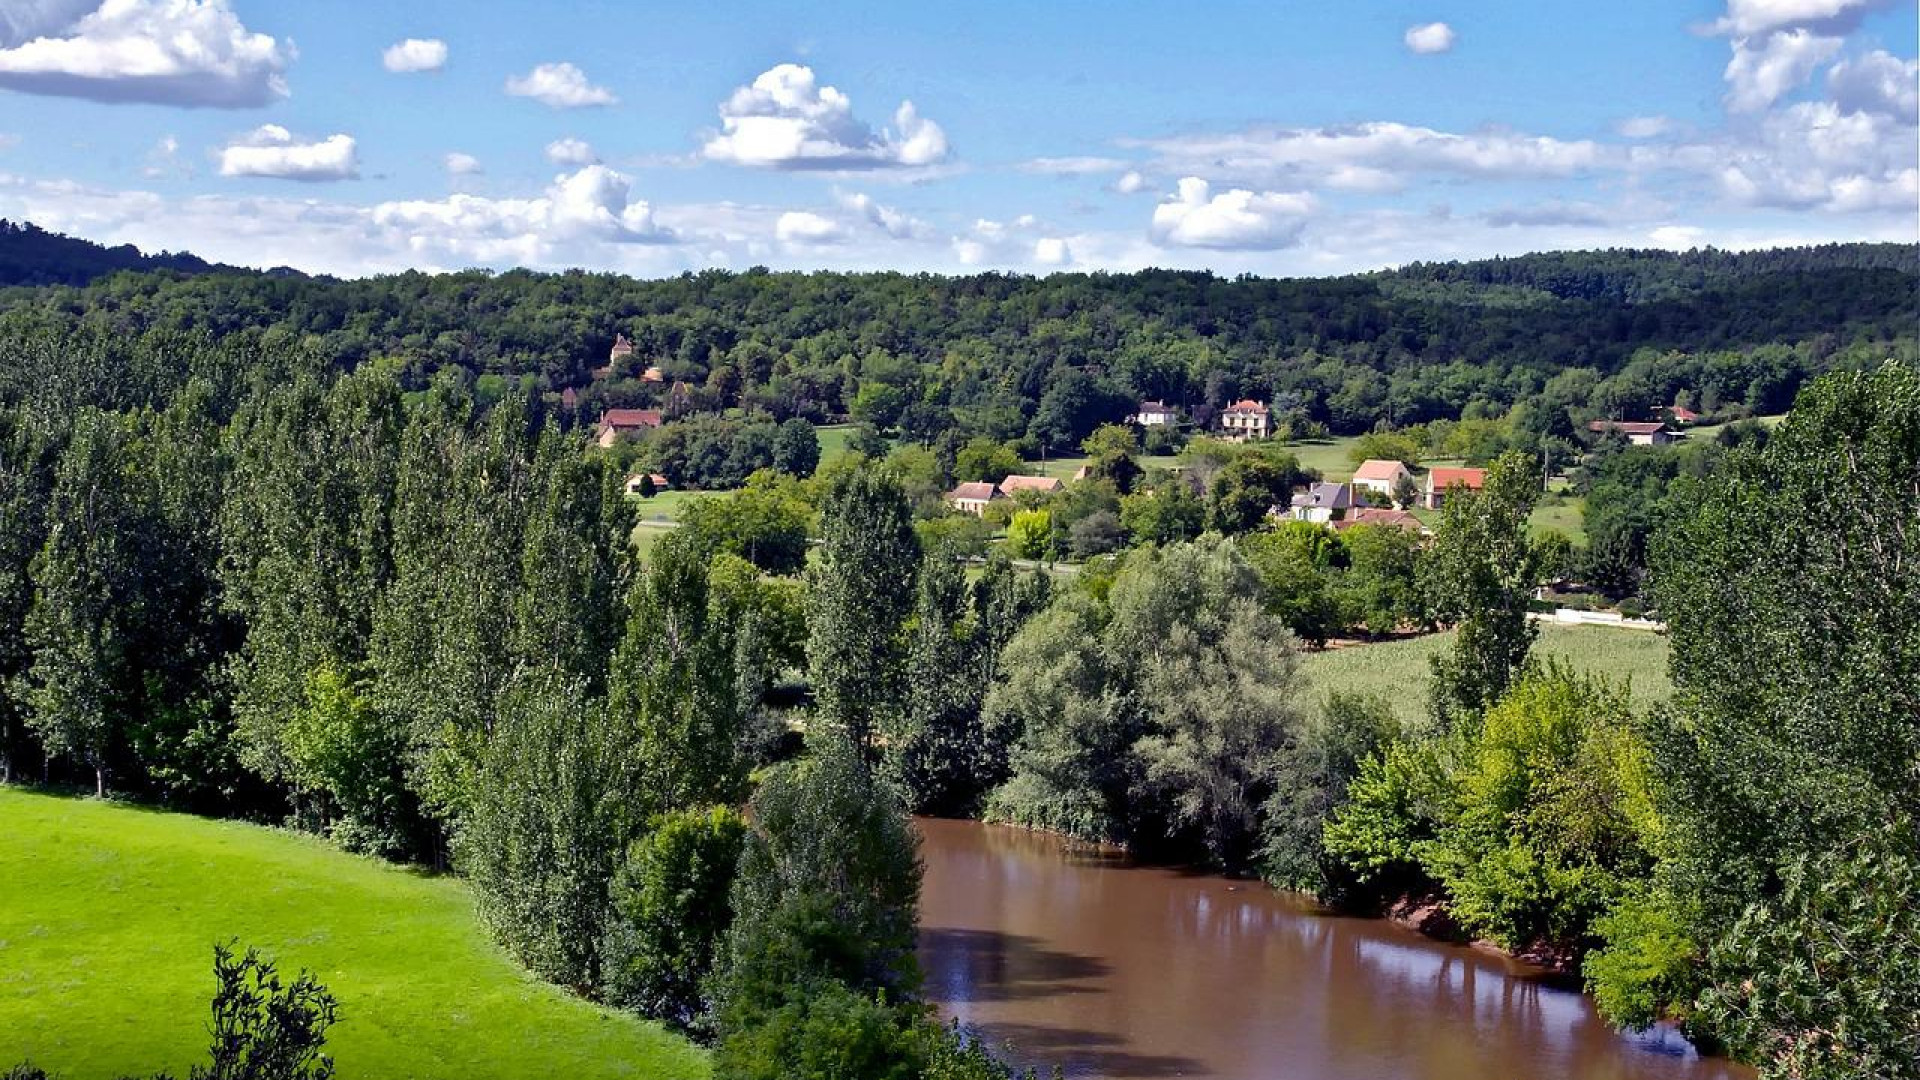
xmin=624 ymin=472 xmax=672 ymax=489
xmin=1290 ymin=482 xmax=1354 ymax=509
xmin=1137 ymin=400 xmax=1176 ymax=412
xmin=1222 ymin=399 xmax=1269 ymax=414
xmin=948 ymin=481 xmax=1000 ymax=502
xmin=1336 ymin=507 xmax=1424 ymax=532
xmin=1426 ymin=467 xmax=1486 ymax=490
xmin=998 ymin=474 xmax=1064 ymax=494
xmin=1352 ymin=458 xmax=1411 ymax=482
xmin=1588 ymin=420 xmax=1671 ymax=436
xmin=1668 ymin=406 xmax=1700 ymax=422
xmin=599 ymin=408 xmax=664 ymax=430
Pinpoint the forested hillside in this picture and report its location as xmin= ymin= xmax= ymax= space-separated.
xmin=0 ymin=225 xmax=1912 ymax=450
xmin=0 ymin=221 xmax=235 ymax=288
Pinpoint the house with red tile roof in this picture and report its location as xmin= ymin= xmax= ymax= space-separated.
xmin=1422 ymin=466 xmax=1486 ymax=509
xmin=596 ymin=408 xmax=664 ymax=448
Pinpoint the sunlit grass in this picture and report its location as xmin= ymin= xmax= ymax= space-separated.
xmin=1299 ymin=622 xmax=1673 ymax=727
xmin=0 ymin=789 xmax=707 ymax=1080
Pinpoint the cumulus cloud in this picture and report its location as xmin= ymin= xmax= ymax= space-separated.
xmin=1723 ymin=28 xmax=1843 ymax=111
xmin=701 ymin=63 xmax=950 ymax=170
xmin=837 ymin=190 xmax=924 ymax=239
xmin=505 ymin=62 xmax=616 ymax=108
xmin=1112 ymin=170 xmax=1148 ymax=194
xmin=1129 ymin=122 xmax=1604 ymax=188
xmin=373 ymin=165 xmax=673 ymax=266
xmin=1403 ymin=22 xmax=1456 ymax=54
xmin=218 ymin=125 xmax=358 ymax=182
xmin=1150 ymin=177 xmax=1314 ymax=250
xmin=1033 ymin=236 xmax=1072 ymax=266
xmin=382 ymin=38 xmax=446 ymax=74
xmin=0 ymin=0 xmax=290 ymax=107
xmin=444 ymin=152 xmax=481 ymax=176
xmin=775 ymin=210 xmax=845 ymax=245
xmin=1716 ymin=99 xmax=1918 ymax=211
xmin=1709 ymin=0 xmax=1894 ymax=38
xmin=544 ymin=137 xmax=598 ymax=166
xmin=1827 ymin=50 xmax=1918 ymax=121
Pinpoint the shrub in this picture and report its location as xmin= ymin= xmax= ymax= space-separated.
xmin=600 ymin=806 xmax=747 ymax=1032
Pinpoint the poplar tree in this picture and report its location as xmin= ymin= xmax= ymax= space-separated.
xmin=805 ymin=467 xmax=919 ymax=756
xmin=24 ymin=409 xmax=137 ymax=795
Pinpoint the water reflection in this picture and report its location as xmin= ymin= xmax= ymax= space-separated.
xmin=916 ymin=817 xmax=1750 ymax=1080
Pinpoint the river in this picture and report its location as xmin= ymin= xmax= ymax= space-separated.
xmin=916 ymin=817 xmax=1751 ymax=1080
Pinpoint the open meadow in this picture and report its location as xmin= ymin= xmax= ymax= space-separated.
xmin=1300 ymin=621 xmax=1673 ymax=726
xmin=0 ymin=790 xmax=708 ymax=1080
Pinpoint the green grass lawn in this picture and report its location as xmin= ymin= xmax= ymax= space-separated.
xmin=815 ymin=422 xmax=859 ymax=467
xmin=0 ymin=789 xmax=708 ymax=1080
xmin=628 ymin=487 xmax=728 ymax=524
xmin=1300 ymin=622 xmax=1673 ymax=727
xmin=1682 ymin=412 xmax=1786 ymax=443
xmin=1528 ymin=493 xmax=1587 ymax=542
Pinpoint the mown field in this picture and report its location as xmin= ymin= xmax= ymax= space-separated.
xmin=1300 ymin=621 xmax=1673 ymax=726
xmin=0 ymin=789 xmax=708 ymax=1080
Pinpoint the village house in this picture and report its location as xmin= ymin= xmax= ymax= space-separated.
xmin=1350 ymin=458 xmax=1414 ymax=501
xmin=997 ymin=474 xmax=1066 ymax=497
xmin=946 ymin=481 xmax=1002 ymax=516
xmin=1219 ymin=399 xmax=1270 ymax=441
xmin=1665 ymin=404 xmax=1700 ymax=425
xmin=1132 ymin=400 xmax=1180 ymax=427
xmin=595 ymin=407 xmax=664 ymax=448
xmin=608 ymin=333 xmax=635 ymax=363
xmin=1422 ymin=466 xmax=1486 ymax=509
xmin=1286 ymin=481 xmax=1359 ymax=524
xmin=1588 ymin=419 xmax=1678 ymax=446
xmin=623 ymin=472 xmax=672 ymax=496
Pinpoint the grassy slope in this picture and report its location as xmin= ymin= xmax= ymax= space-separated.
xmin=0 ymin=789 xmax=708 ymax=1080
xmin=1300 ymin=622 xmax=1673 ymax=727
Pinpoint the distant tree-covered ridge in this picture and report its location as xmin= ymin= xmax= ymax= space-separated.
xmin=0 ymin=222 xmax=1911 ymax=445
xmin=0 ymin=220 xmax=241 ymax=288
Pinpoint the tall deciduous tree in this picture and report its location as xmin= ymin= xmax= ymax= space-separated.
xmin=24 ymin=409 xmax=137 ymax=795
xmin=1422 ymin=450 xmax=1541 ymax=727
xmin=805 ymin=467 xmax=919 ymax=756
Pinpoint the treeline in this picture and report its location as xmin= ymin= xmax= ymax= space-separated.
xmin=0 ymin=220 xmax=232 ymax=288
xmin=1 ymin=227 xmax=1912 ymax=453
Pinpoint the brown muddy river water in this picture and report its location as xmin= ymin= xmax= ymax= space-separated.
xmin=916 ymin=817 xmax=1752 ymax=1080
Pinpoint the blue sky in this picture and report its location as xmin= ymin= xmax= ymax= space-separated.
xmin=0 ymin=0 xmax=1913 ymax=276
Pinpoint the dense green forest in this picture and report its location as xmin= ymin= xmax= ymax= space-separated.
xmin=1 ymin=230 xmax=1914 ymax=1079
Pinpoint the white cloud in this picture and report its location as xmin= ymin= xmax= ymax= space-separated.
xmin=373 ymin=165 xmax=673 ymax=266
xmin=1616 ymin=115 xmax=1674 ymax=138
xmin=1716 ymin=99 xmax=1918 ymax=211
xmin=1033 ymin=237 xmax=1072 ymax=265
xmin=544 ymin=137 xmax=599 ymax=166
xmin=141 ymin=133 xmax=184 ymax=177
xmin=382 ymin=38 xmax=446 ymax=74
xmin=444 ymin=152 xmax=481 ymax=176
xmin=1112 ymin=170 xmax=1147 ymax=194
xmin=1129 ymin=123 xmax=1605 ymax=189
xmin=1403 ymin=22 xmax=1456 ymax=54
xmin=1150 ymin=177 xmax=1315 ymax=250
xmin=1710 ymin=0 xmax=1894 ymax=38
xmin=1827 ymin=50 xmax=1919 ymax=121
xmin=701 ymin=63 xmax=950 ymax=170
xmin=1723 ymin=28 xmax=1843 ymax=111
xmin=505 ymin=62 xmax=616 ymax=108
xmin=837 ymin=190 xmax=924 ymax=239
xmin=218 ymin=125 xmax=358 ymax=182
xmin=774 ymin=210 xmax=846 ymax=245
xmin=1648 ymin=225 xmax=1708 ymax=248
xmin=1020 ymin=156 xmax=1127 ymax=175
xmin=0 ymin=0 xmax=290 ymax=107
